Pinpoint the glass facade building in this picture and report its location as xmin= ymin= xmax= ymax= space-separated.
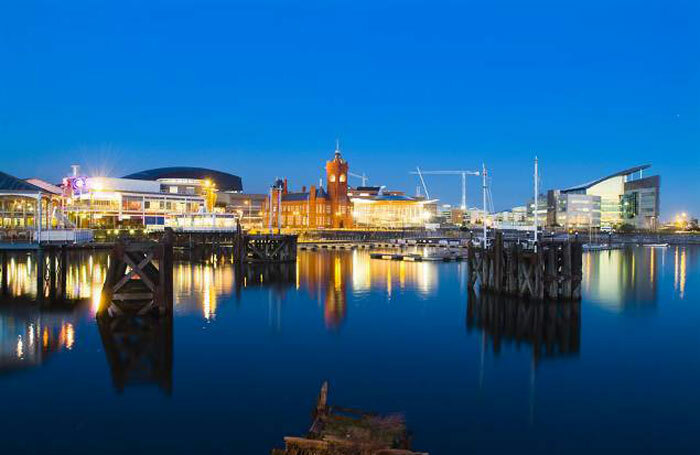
xmin=547 ymin=165 xmax=659 ymax=230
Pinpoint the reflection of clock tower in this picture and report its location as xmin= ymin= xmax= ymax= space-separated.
xmin=325 ymin=141 xmax=353 ymax=228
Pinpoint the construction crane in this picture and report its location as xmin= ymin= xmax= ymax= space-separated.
xmin=409 ymin=168 xmax=480 ymax=210
xmin=348 ymin=172 xmax=369 ymax=186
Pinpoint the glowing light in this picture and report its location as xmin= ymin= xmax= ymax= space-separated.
xmin=16 ymin=336 xmax=24 ymax=358
xmin=680 ymin=248 xmax=687 ymax=299
xmin=334 ymin=257 xmax=342 ymax=292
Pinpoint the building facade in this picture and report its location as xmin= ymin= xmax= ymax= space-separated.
xmin=622 ymin=175 xmax=660 ymax=229
xmin=262 ymin=146 xmax=353 ymax=230
xmin=547 ymin=191 xmax=602 ymax=229
xmin=547 ymin=165 xmax=660 ymax=230
xmin=61 ymin=166 xmax=243 ymax=229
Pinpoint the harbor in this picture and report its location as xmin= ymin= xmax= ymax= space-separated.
xmin=0 ymin=245 xmax=696 ymax=453
xmin=2 ymin=1 xmax=698 ymax=452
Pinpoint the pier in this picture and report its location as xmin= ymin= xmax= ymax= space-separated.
xmin=468 ymin=232 xmax=583 ymax=301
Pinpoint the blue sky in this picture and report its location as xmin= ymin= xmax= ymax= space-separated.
xmin=1 ymin=0 xmax=698 ymax=218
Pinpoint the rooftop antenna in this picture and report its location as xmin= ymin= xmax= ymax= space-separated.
xmin=335 ymin=138 xmax=341 ymax=157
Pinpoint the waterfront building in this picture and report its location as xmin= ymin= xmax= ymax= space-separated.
xmin=462 ymin=207 xmax=485 ymax=225
xmin=262 ymin=145 xmax=436 ymax=230
xmin=622 ymin=175 xmax=661 ymax=229
xmin=215 ymin=192 xmax=267 ymax=229
xmin=494 ymin=206 xmax=528 ymax=227
xmin=546 ymin=191 xmax=602 ymax=229
xmin=0 ymin=171 xmax=61 ymax=240
xmin=350 ymin=191 xmax=435 ymax=229
xmin=547 ymin=165 xmax=660 ymax=230
xmin=62 ymin=166 xmax=243 ymax=229
xmin=262 ymin=145 xmax=353 ymax=230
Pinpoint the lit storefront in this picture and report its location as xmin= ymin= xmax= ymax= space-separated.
xmin=351 ymin=195 xmax=435 ymax=229
xmin=63 ymin=176 xmax=206 ymax=229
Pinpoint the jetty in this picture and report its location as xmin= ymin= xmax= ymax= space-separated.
xmin=467 ymin=232 xmax=583 ymax=301
xmin=369 ymin=250 xmax=467 ymax=262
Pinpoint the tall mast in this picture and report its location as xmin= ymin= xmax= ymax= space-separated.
xmin=268 ymin=186 xmax=273 ymax=234
xmin=534 ymin=156 xmax=539 ymax=250
xmin=482 ymin=163 xmax=487 ymax=246
xmin=461 ymin=172 xmax=467 ymax=210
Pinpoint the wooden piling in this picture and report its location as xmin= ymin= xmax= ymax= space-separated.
xmin=468 ymin=238 xmax=582 ymax=302
xmin=99 ymin=230 xmax=174 ymax=317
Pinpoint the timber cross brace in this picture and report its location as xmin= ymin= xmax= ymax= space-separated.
xmin=99 ymin=230 xmax=174 ymax=317
xmin=244 ymin=234 xmax=298 ymax=263
xmin=467 ymin=232 xmax=583 ymax=301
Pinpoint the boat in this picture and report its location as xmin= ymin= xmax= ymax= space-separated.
xmin=644 ymin=243 xmax=669 ymax=248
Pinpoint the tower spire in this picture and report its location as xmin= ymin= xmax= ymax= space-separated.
xmin=335 ymin=138 xmax=341 ymax=158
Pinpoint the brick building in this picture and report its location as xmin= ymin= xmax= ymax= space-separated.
xmin=262 ymin=146 xmax=354 ymax=230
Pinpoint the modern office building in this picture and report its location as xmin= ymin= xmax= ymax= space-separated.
xmin=547 ymin=165 xmax=659 ymax=229
xmin=622 ymin=175 xmax=660 ymax=229
xmin=547 ymin=191 xmax=601 ymax=229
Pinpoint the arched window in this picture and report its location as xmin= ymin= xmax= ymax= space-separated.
xmin=329 ymin=174 xmax=336 ymax=183
xmin=339 ymin=174 xmax=346 ymax=183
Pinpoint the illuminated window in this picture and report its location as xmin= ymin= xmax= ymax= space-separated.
xmin=329 ymin=174 xmax=336 ymax=183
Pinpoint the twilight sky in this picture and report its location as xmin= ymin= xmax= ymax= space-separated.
xmin=1 ymin=0 xmax=698 ymax=218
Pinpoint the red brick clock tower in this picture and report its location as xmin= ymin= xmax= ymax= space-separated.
xmin=325 ymin=141 xmax=353 ymax=228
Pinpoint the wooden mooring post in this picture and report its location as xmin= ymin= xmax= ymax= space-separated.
xmin=98 ymin=230 xmax=174 ymax=317
xmin=467 ymin=232 xmax=582 ymax=301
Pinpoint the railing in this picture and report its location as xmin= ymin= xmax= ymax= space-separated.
xmin=33 ymin=229 xmax=94 ymax=244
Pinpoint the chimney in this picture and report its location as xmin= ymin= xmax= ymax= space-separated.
xmin=283 ymin=178 xmax=288 ymax=194
xmin=302 ymin=185 xmax=307 ymax=193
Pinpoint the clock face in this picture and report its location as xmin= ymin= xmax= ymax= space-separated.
xmin=329 ymin=174 xmax=336 ymax=183
xmin=339 ymin=174 xmax=346 ymax=183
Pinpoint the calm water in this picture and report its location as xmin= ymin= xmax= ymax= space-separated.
xmin=0 ymin=246 xmax=698 ymax=454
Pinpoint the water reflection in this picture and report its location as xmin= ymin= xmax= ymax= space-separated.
xmin=0 ymin=251 xmax=106 ymax=310
xmin=0 ymin=249 xmax=441 ymax=329
xmin=583 ymin=248 xmax=657 ymax=310
xmin=297 ymin=250 xmax=438 ymax=328
xmin=0 ymin=300 xmax=85 ymax=373
xmin=97 ymin=314 xmax=173 ymax=394
xmin=466 ymin=291 xmax=580 ymax=364
xmin=583 ymin=246 xmax=694 ymax=310
xmin=674 ymin=246 xmax=687 ymax=299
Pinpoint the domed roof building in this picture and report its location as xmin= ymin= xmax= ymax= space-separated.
xmin=123 ymin=167 xmax=243 ymax=192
